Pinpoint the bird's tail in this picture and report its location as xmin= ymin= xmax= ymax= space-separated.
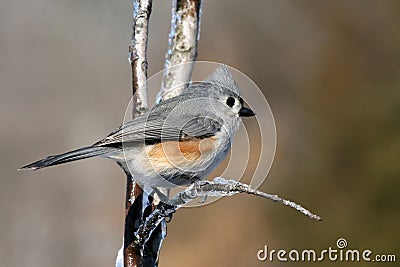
xmin=19 ymin=146 xmax=112 ymax=170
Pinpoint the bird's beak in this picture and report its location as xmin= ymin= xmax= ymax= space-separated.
xmin=239 ymin=106 xmax=256 ymax=117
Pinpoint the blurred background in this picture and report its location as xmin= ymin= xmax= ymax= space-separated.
xmin=1 ymin=0 xmax=399 ymax=266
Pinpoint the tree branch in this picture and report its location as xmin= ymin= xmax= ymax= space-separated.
xmin=119 ymin=1 xmax=203 ymax=266
xmin=129 ymin=0 xmax=151 ymax=117
xmin=134 ymin=178 xmax=322 ymax=245
xmin=158 ymin=0 xmax=203 ymax=102
xmin=122 ymin=1 xmax=153 ymax=267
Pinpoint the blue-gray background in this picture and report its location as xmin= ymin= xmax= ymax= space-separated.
xmin=1 ymin=1 xmax=399 ymax=266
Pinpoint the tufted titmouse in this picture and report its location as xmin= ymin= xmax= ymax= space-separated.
xmin=20 ymin=65 xmax=255 ymax=189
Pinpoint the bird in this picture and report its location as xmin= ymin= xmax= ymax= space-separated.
xmin=20 ymin=65 xmax=255 ymax=189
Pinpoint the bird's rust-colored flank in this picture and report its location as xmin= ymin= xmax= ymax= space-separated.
xmin=146 ymin=137 xmax=216 ymax=170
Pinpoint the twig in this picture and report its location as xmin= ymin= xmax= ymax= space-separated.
xmin=135 ymin=178 xmax=322 ymax=246
xmin=157 ymin=0 xmax=203 ymax=102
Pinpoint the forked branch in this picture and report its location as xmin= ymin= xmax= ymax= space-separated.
xmin=120 ymin=1 xmax=203 ymax=266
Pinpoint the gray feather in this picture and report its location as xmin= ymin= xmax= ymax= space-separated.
xmin=96 ymin=108 xmax=222 ymax=146
xmin=19 ymin=146 xmax=115 ymax=170
xmin=204 ymin=65 xmax=240 ymax=96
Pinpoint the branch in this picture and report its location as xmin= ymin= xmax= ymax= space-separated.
xmin=157 ymin=0 xmax=203 ymax=102
xmin=122 ymin=1 xmax=153 ymax=267
xmin=120 ymin=1 xmax=203 ymax=266
xmin=129 ymin=0 xmax=151 ymax=117
xmin=134 ymin=178 xmax=322 ymax=245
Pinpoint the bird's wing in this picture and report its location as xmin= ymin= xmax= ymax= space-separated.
xmin=95 ymin=114 xmax=222 ymax=147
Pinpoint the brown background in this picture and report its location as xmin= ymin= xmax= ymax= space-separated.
xmin=1 ymin=1 xmax=399 ymax=266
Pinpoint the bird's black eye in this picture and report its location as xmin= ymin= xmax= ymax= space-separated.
xmin=226 ymin=96 xmax=235 ymax=108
